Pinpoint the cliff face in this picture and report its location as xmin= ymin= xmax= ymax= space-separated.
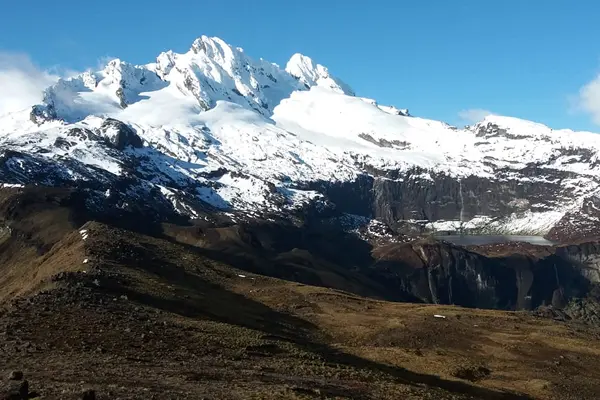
xmin=368 ymin=240 xmax=595 ymax=313
xmin=369 ymin=242 xmax=517 ymax=309
xmin=556 ymin=242 xmax=600 ymax=282
xmin=164 ymin=211 xmax=600 ymax=316
xmin=307 ymin=164 xmax=577 ymax=234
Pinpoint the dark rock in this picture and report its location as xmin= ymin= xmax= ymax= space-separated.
xmin=191 ymin=39 xmax=207 ymax=54
xmin=358 ymin=133 xmax=410 ymax=149
xmin=116 ymin=86 xmax=128 ymax=109
xmin=2 ymin=380 xmax=28 ymax=400
xmin=99 ymin=118 xmax=143 ymax=150
xmin=266 ymin=73 xmax=277 ymax=83
xmin=81 ymin=389 xmax=96 ymax=400
xmin=475 ymin=122 xmax=531 ymax=140
xmin=451 ymin=366 xmax=491 ymax=382
xmin=304 ymin=163 xmax=575 ymax=229
xmin=29 ymin=104 xmax=57 ymax=125
xmin=66 ymin=127 xmax=103 ymax=142
xmin=53 ymin=137 xmax=76 ymax=150
xmin=8 ymin=371 xmax=22 ymax=381
xmin=552 ymin=288 xmax=567 ymax=308
xmin=548 ymin=195 xmax=600 ymax=242
xmin=368 ymin=239 xmax=593 ymax=312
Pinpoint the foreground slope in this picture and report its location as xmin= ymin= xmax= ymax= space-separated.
xmin=1 ymin=188 xmax=600 ymax=399
xmin=2 ymin=36 xmax=600 ymax=239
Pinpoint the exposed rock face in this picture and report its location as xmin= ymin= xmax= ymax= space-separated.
xmin=183 ymin=218 xmax=599 ymax=316
xmin=372 ymin=242 xmax=511 ymax=308
xmin=116 ymin=87 xmax=128 ymax=109
xmin=29 ymin=104 xmax=57 ymax=125
xmin=309 ymin=166 xmax=574 ymax=232
xmin=3 ymin=184 xmax=600 ymax=322
xmin=368 ymin=240 xmax=593 ymax=312
xmin=66 ymin=127 xmax=103 ymax=142
xmin=556 ymin=242 xmax=600 ymax=282
xmin=548 ymin=196 xmax=600 ymax=242
xmin=99 ymin=118 xmax=143 ymax=150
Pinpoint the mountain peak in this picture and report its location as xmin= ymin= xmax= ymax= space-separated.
xmin=286 ymin=53 xmax=354 ymax=95
xmin=190 ymin=35 xmax=233 ymax=57
xmin=27 ymin=35 xmax=360 ymax=124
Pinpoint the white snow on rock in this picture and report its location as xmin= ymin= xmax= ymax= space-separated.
xmin=285 ymin=53 xmax=354 ymax=95
xmin=426 ymin=209 xmax=569 ymax=236
xmin=0 ymin=35 xmax=600 ymax=235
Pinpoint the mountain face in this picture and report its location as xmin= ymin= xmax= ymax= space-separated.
xmin=2 ymin=35 xmax=600 ymax=241
xmin=5 ymin=36 xmax=600 ymax=400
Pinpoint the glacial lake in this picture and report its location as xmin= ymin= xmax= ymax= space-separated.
xmin=435 ymin=235 xmax=556 ymax=246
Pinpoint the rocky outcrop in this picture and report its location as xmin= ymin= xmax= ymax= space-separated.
xmin=29 ymin=104 xmax=57 ymax=125
xmin=99 ymin=119 xmax=143 ymax=150
xmin=66 ymin=127 xmax=103 ymax=142
xmin=116 ymin=87 xmax=128 ymax=109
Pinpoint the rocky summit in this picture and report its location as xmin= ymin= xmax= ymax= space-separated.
xmin=2 ymin=35 xmax=600 ymax=399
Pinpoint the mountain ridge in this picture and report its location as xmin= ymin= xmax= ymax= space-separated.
xmin=2 ymin=35 xmax=600 ymax=240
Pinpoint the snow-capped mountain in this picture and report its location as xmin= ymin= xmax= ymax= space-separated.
xmin=2 ymin=35 xmax=600 ymax=241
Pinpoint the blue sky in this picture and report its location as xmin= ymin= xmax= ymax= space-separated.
xmin=1 ymin=0 xmax=600 ymax=130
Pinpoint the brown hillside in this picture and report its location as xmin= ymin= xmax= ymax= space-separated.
xmin=0 ymin=187 xmax=599 ymax=399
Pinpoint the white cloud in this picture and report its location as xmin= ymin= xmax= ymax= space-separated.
xmin=458 ymin=108 xmax=495 ymax=124
xmin=0 ymin=52 xmax=59 ymax=116
xmin=96 ymin=55 xmax=118 ymax=71
xmin=573 ymin=73 xmax=600 ymax=126
xmin=0 ymin=52 xmax=86 ymax=117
